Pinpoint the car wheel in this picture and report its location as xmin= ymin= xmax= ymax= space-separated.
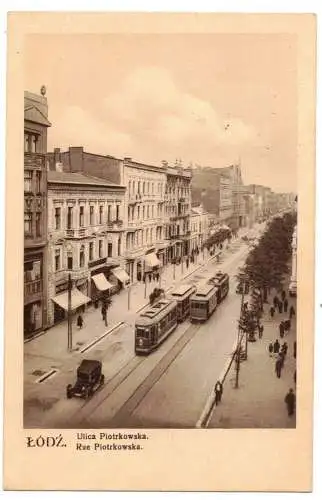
xmin=100 ymin=374 xmax=105 ymax=385
xmin=66 ymin=384 xmax=72 ymax=399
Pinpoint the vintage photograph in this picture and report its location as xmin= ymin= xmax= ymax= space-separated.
xmin=23 ymin=31 xmax=299 ymax=430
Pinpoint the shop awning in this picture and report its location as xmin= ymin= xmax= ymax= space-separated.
xmin=92 ymin=273 xmax=113 ymax=291
xmin=144 ymin=253 xmax=161 ymax=268
xmin=52 ymin=289 xmax=91 ymax=312
xmin=112 ymin=267 xmax=130 ymax=284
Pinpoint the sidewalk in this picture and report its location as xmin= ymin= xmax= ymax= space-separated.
xmin=208 ymin=288 xmax=297 ymax=428
xmin=24 ymin=246 xmax=221 ymax=363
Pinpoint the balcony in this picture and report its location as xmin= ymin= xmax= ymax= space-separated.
xmin=24 ymin=152 xmax=46 ymax=170
xmin=123 ymin=247 xmax=144 ymax=259
xmin=65 ymin=228 xmax=86 ymax=239
xmin=106 ymin=220 xmax=123 ymax=231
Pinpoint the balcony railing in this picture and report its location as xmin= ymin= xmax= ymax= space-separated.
xmin=24 ymin=279 xmax=42 ymax=297
xmin=24 ymin=152 xmax=46 ymax=169
xmin=65 ymin=228 xmax=86 ymax=238
xmin=106 ymin=220 xmax=123 ymax=230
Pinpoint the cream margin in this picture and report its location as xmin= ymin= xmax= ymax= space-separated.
xmin=4 ymin=12 xmax=316 ymax=491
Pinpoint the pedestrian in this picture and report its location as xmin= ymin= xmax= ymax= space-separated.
xmin=278 ymin=351 xmax=285 ymax=369
xmin=259 ymin=324 xmax=264 ymax=339
xmin=293 ymin=341 xmax=297 ymax=359
xmin=101 ymin=304 xmax=106 ymax=321
xmin=77 ymin=314 xmax=83 ymax=329
xmin=270 ymin=306 xmax=275 ymax=318
xmin=149 ymin=273 xmax=152 ymax=283
xmin=283 ymin=298 xmax=289 ymax=313
xmin=278 ymin=300 xmax=283 ymax=314
xmin=214 ymin=381 xmax=223 ymax=405
xmin=281 ymin=341 xmax=288 ymax=356
xmin=289 ymin=305 xmax=296 ymax=319
xmin=268 ymin=342 xmax=273 ymax=357
xmin=279 ymin=321 xmax=285 ymax=338
xmin=284 ymin=319 xmax=291 ymax=333
xmin=294 ymin=370 xmax=296 ymax=384
xmin=281 ymin=290 xmax=286 ymax=301
xmin=273 ymin=295 xmax=279 ymax=308
xmin=275 ymin=357 xmax=282 ymax=378
xmin=273 ymin=339 xmax=280 ymax=354
xmin=284 ymin=388 xmax=296 ymax=416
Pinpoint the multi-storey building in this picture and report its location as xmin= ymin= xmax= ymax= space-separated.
xmin=164 ymin=164 xmax=192 ymax=262
xmin=47 ymin=148 xmax=173 ymax=284
xmin=47 ymin=167 xmax=126 ymax=326
xmin=190 ymin=204 xmax=210 ymax=251
xmin=24 ymin=88 xmax=51 ymax=338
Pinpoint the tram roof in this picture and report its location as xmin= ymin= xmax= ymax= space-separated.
xmin=135 ymin=299 xmax=177 ymax=325
xmin=191 ymin=284 xmax=215 ymax=299
xmin=170 ymin=283 xmax=196 ymax=298
xmin=208 ymin=272 xmax=229 ymax=285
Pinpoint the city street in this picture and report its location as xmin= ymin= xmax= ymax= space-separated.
xmin=24 ymin=225 xmax=264 ymax=428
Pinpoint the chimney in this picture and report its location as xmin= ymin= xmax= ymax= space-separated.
xmin=69 ymin=147 xmax=84 ymax=173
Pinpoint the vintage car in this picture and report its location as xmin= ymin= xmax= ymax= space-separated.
xmin=66 ymin=359 xmax=104 ymax=399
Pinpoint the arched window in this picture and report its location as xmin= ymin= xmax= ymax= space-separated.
xmin=79 ymin=245 xmax=85 ymax=268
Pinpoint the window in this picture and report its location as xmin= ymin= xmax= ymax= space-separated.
xmin=54 ymin=207 xmax=61 ymax=230
xmin=24 ymin=132 xmax=39 ymax=153
xmin=107 ymin=205 xmax=111 ymax=222
xmin=108 ymin=242 xmax=113 ymax=257
xmin=152 ymin=205 xmax=154 ymax=217
xmin=79 ymin=245 xmax=85 ymax=268
xmin=138 ymin=181 xmax=141 ymax=194
xmin=79 ymin=206 xmax=84 ymax=227
xmin=24 ymin=212 xmax=32 ymax=235
xmin=89 ymin=242 xmax=94 ymax=261
xmin=128 ymin=206 xmax=130 ymax=221
xmin=152 ymin=183 xmax=154 ymax=194
xmin=118 ymin=237 xmax=121 ymax=256
xmin=24 ymin=171 xmax=32 ymax=192
xmin=67 ymin=207 xmax=73 ymax=229
xmin=55 ymin=249 xmax=61 ymax=271
xmin=143 ymin=206 xmax=145 ymax=219
xmin=99 ymin=240 xmax=103 ymax=258
xmin=143 ymin=182 xmax=146 ymax=194
xmin=137 ymin=206 xmax=140 ymax=219
xmin=67 ymin=254 xmax=73 ymax=270
xmin=116 ymin=205 xmax=120 ymax=221
xmin=90 ymin=206 xmax=94 ymax=225
xmin=35 ymin=213 xmax=41 ymax=237
xmin=99 ymin=205 xmax=103 ymax=224
xmin=35 ymin=171 xmax=41 ymax=193
xmin=147 ymin=206 xmax=150 ymax=218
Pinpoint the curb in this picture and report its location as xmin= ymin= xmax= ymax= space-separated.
xmin=195 ymin=340 xmax=238 ymax=429
xmin=80 ymin=321 xmax=124 ymax=354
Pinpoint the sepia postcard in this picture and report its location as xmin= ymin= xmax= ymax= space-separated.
xmin=3 ymin=11 xmax=316 ymax=491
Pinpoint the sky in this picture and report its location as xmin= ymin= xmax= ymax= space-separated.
xmin=24 ymin=33 xmax=297 ymax=192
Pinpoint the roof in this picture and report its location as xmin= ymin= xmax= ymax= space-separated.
xmin=24 ymin=105 xmax=52 ymax=127
xmin=171 ymin=284 xmax=196 ymax=298
xmin=135 ymin=300 xmax=177 ymax=326
xmin=191 ymin=284 xmax=215 ymax=299
xmin=48 ymin=171 xmax=125 ymax=189
xmin=77 ymin=359 xmax=101 ymax=374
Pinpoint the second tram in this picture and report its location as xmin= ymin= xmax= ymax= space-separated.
xmin=170 ymin=284 xmax=197 ymax=322
xmin=207 ymin=271 xmax=230 ymax=303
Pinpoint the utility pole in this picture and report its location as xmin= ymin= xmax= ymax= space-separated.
xmin=67 ymin=273 xmax=73 ymax=352
xmin=235 ymin=279 xmax=246 ymax=388
xmin=144 ymin=274 xmax=147 ymax=299
xmin=128 ymin=282 xmax=131 ymax=310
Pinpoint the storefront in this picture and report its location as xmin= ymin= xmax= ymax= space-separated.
xmin=52 ymin=286 xmax=91 ymax=320
xmin=111 ymin=267 xmax=131 ymax=288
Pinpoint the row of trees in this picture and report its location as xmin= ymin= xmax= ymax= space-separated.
xmin=202 ymin=227 xmax=232 ymax=251
xmin=238 ymin=211 xmax=297 ymax=300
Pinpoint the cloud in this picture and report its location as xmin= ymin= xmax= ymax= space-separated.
xmin=50 ymin=66 xmax=256 ymax=165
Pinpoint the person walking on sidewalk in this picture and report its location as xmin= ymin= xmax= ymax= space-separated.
xmin=214 ymin=381 xmax=223 ymax=405
xmin=283 ymin=298 xmax=289 ymax=313
xmin=101 ymin=304 xmax=108 ymax=327
xmin=259 ymin=324 xmax=264 ymax=339
xmin=279 ymin=321 xmax=285 ymax=338
xmin=273 ymin=295 xmax=279 ymax=308
xmin=293 ymin=340 xmax=297 ymax=359
xmin=284 ymin=388 xmax=296 ymax=416
xmin=77 ymin=314 xmax=83 ymax=329
xmin=270 ymin=306 xmax=275 ymax=318
xmin=275 ymin=357 xmax=283 ymax=378
xmin=268 ymin=342 xmax=274 ymax=357
xmin=289 ymin=305 xmax=296 ymax=319
xmin=278 ymin=300 xmax=283 ymax=314
xmin=281 ymin=341 xmax=288 ymax=356
xmin=273 ymin=339 xmax=280 ymax=354
xmin=281 ymin=290 xmax=286 ymax=302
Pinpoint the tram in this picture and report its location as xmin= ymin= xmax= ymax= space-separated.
xmin=170 ymin=284 xmax=197 ymax=322
xmin=189 ymin=283 xmax=218 ymax=322
xmin=207 ymin=271 xmax=230 ymax=303
xmin=134 ymin=299 xmax=178 ymax=354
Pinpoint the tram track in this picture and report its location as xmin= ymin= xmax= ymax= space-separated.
xmin=61 ymin=240 xmax=250 ymax=428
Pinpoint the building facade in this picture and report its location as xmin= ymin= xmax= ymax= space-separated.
xmin=164 ymin=165 xmax=192 ymax=263
xmin=190 ymin=204 xmax=210 ymax=251
xmin=47 ymin=169 xmax=126 ymax=326
xmin=24 ymin=88 xmax=51 ymax=338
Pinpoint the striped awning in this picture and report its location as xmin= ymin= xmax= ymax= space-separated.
xmin=52 ymin=289 xmax=91 ymax=311
xmin=91 ymin=273 xmax=113 ymax=291
xmin=144 ymin=253 xmax=161 ymax=268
